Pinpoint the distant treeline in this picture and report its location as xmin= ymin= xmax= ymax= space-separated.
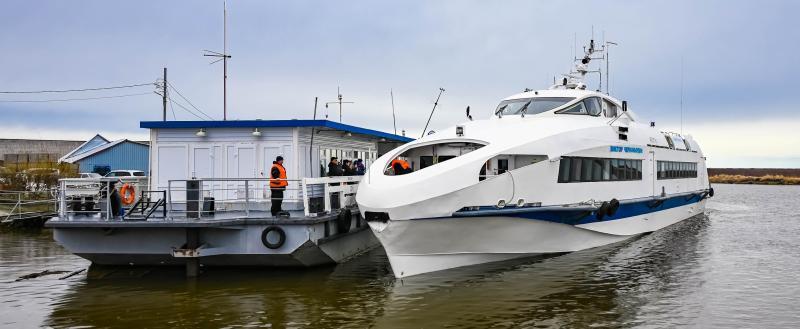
xmin=708 ymin=168 xmax=800 ymax=177
xmin=708 ymin=168 xmax=800 ymax=185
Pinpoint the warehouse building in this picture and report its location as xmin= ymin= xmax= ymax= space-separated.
xmin=60 ymin=134 xmax=149 ymax=175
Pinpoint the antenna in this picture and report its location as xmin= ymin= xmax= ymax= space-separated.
xmin=680 ymin=57 xmax=684 ymax=135
xmin=325 ymin=86 xmax=354 ymax=122
xmin=203 ymin=0 xmax=232 ymax=121
xmin=390 ymin=89 xmax=397 ymax=135
xmin=421 ymin=87 xmax=445 ymax=138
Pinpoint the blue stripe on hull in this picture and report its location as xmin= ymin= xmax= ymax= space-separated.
xmin=453 ymin=194 xmax=705 ymax=226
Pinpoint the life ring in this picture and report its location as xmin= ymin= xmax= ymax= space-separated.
xmin=261 ymin=226 xmax=286 ymax=249
xmin=120 ymin=183 xmax=136 ymax=205
xmin=607 ymin=198 xmax=620 ymax=216
xmin=337 ymin=209 xmax=352 ymax=234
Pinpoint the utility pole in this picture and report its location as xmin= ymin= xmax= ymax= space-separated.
xmin=162 ymin=67 xmax=168 ymax=121
xmin=204 ymin=0 xmax=232 ymax=120
xmin=325 ymin=86 xmax=354 ymax=123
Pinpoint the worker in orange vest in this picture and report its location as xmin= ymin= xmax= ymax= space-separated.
xmin=270 ymin=156 xmax=288 ymax=216
xmin=391 ymin=158 xmax=411 ymax=175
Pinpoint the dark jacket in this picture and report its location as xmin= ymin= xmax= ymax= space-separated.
xmin=343 ymin=164 xmax=356 ymax=176
xmin=328 ymin=162 xmax=344 ymax=176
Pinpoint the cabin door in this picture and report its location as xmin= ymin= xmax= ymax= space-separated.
xmin=649 ymin=150 xmax=657 ymax=197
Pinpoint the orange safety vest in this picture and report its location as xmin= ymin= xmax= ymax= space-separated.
xmin=391 ymin=159 xmax=410 ymax=170
xmin=270 ymin=163 xmax=288 ymax=188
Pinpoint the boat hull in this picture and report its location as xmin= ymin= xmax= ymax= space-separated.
xmin=370 ymin=199 xmax=705 ymax=278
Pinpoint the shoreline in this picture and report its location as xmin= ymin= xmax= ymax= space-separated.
xmin=709 ymin=174 xmax=800 ymax=185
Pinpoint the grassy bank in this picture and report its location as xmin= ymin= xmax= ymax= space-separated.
xmin=709 ymin=174 xmax=800 ymax=185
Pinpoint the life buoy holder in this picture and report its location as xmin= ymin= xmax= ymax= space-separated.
xmin=120 ymin=183 xmax=136 ymax=205
xmin=261 ymin=226 xmax=286 ymax=249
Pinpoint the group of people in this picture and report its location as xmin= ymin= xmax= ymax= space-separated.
xmin=327 ymin=157 xmax=366 ymax=177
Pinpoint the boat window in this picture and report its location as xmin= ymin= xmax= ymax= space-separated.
xmin=664 ymin=135 xmax=675 ymax=149
xmin=495 ymin=97 xmax=575 ymax=116
xmin=584 ymin=97 xmax=602 ymax=116
xmin=602 ymin=99 xmax=618 ymax=118
xmin=657 ymin=161 xmax=697 ymax=180
xmin=559 ymin=101 xmax=587 ymax=114
xmin=386 ymin=141 xmax=485 ymax=176
xmin=558 ymin=156 xmax=642 ymax=183
xmin=133 ymin=172 xmax=146 ymax=177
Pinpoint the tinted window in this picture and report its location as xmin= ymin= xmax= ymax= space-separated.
xmin=558 ymin=156 xmax=642 ymax=183
xmin=133 ymin=172 xmax=145 ymax=177
xmin=560 ymin=101 xmax=587 ymax=114
xmin=657 ymin=161 xmax=697 ymax=180
xmin=495 ymin=97 xmax=575 ymax=116
xmin=603 ymin=99 xmax=618 ymax=118
xmin=584 ymin=97 xmax=602 ymax=116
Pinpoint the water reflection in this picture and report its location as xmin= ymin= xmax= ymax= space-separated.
xmin=42 ymin=214 xmax=710 ymax=328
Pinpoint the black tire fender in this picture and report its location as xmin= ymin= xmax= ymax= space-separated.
xmin=596 ymin=201 xmax=610 ymax=220
xmin=337 ymin=209 xmax=352 ymax=234
xmin=607 ymin=199 xmax=620 ymax=216
xmin=261 ymin=226 xmax=286 ymax=249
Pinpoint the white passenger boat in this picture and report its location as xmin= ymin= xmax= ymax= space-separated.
xmin=357 ymin=40 xmax=714 ymax=278
xmin=47 ymin=120 xmax=411 ymax=276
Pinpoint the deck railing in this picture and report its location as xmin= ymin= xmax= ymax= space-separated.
xmin=165 ymin=176 xmax=361 ymax=219
xmin=56 ymin=177 xmax=149 ymax=220
xmin=55 ymin=176 xmax=362 ymax=220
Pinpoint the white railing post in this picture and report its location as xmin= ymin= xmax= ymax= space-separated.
xmin=302 ymin=179 xmax=310 ymax=217
xmin=244 ymin=180 xmax=250 ymax=217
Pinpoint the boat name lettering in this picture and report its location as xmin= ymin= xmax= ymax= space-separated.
xmin=610 ymin=146 xmax=643 ymax=153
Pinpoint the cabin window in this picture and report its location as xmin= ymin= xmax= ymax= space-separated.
xmin=657 ymin=161 xmax=697 ymax=179
xmin=559 ymin=101 xmax=587 ymax=114
xmin=495 ymin=97 xmax=575 ymax=116
xmin=584 ymin=97 xmax=602 ymax=116
xmin=386 ymin=141 xmax=486 ymax=176
xmin=664 ymin=135 xmax=675 ymax=149
xmin=557 ymin=97 xmax=603 ymax=116
xmin=558 ymin=156 xmax=642 ymax=183
xmin=602 ymin=99 xmax=618 ymax=118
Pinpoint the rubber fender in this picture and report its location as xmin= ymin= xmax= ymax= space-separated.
xmin=336 ymin=209 xmax=352 ymax=234
xmin=607 ymin=199 xmax=620 ymax=216
xmin=596 ymin=201 xmax=610 ymax=220
xmin=709 ymin=187 xmax=715 ymax=198
xmin=261 ymin=226 xmax=286 ymax=249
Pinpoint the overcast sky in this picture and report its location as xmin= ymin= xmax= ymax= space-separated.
xmin=1 ymin=0 xmax=798 ymax=167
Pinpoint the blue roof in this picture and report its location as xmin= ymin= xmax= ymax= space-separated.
xmin=140 ymin=120 xmax=414 ymax=143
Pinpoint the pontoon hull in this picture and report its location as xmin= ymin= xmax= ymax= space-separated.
xmin=370 ymin=200 xmax=705 ymax=278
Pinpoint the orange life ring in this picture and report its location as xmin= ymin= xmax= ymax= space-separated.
xmin=120 ymin=183 xmax=136 ymax=205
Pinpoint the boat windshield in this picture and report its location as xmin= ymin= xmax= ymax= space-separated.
xmin=495 ymin=97 xmax=575 ymax=116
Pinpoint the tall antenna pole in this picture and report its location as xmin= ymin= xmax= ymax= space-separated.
xmin=162 ymin=67 xmax=168 ymax=121
xmin=324 ymin=86 xmax=354 ymax=123
xmin=421 ymin=87 xmax=445 ymax=138
xmin=203 ymin=0 xmax=232 ymax=121
xmin=223 ymin=0 xmax=227 ymax=120
xmin=390 ymin=89 xmax=397 ymax=135
xmin=680 ymin=57 xmax=684 ymax=135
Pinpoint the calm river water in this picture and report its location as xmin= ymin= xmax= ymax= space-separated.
xmin=2 ymin=184 xmax=799 ymax=328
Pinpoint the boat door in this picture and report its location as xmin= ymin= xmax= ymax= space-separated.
xmin=649 ymin=149 xmax=657 ymax=197
xmin=225 ymin=144 xmax=256 ymax=203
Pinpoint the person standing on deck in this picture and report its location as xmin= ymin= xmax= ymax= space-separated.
xmin=327 ymin=157 xmax=343 ymax=177
xmin=270 ymin=156 xmax=288 ymax=217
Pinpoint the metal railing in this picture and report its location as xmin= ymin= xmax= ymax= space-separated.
xmin=165 ymin=176 xmax=361 ymax=219
xmin=0 ymin=190 xmax=57 ymax=223
xmin=57 ymin=177 xmax=149 ymax=220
